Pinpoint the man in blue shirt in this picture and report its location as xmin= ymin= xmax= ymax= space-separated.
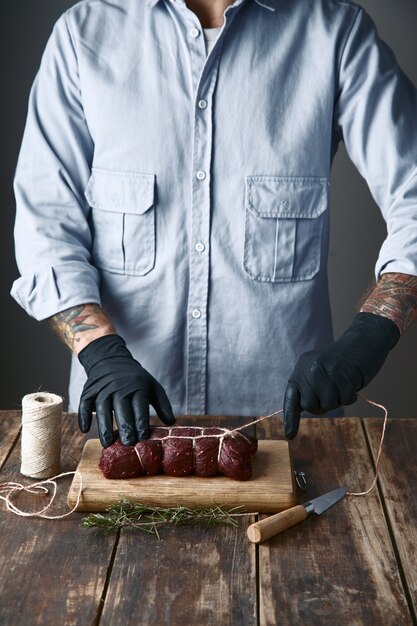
xmin=11 ymin=0 xmax=417 ymax=447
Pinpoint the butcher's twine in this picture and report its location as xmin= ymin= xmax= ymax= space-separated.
xmin=0 ymin=392 xmax=387 ymax=519
xmin=20 ymin=392 xmax=63 ymax=479
xmin=0 ymin=472 xmax=83 ymax=520
xmin=0 ymin=392 xmax=84 ymax=519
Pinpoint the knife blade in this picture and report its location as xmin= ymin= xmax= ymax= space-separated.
xmin=247 ymin=487 xmax=348 ymax=543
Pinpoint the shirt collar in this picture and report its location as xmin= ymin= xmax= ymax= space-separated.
xmin=145 ymin=0 xmax=276 ymax=12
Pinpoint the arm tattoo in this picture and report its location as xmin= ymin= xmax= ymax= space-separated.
xmin=360 ymin=273 xmax=417 ymax=334
xmin=49 ymin=304 xmax=101 ymax=350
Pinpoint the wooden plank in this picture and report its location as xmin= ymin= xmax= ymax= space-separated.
xmin=68 ymin=438 xmax=295 ymax=513
xmin=0 ymin=412 xmax=117 ymax=626
xmin=100 ymin=516 xmax=257 ymax=626
xmin=0 ymin=410 xmax=21 ymax=470
xmin=256 ymin=417 xmax=412 ymax=626
xmin=365 ymin=418 xmax=417 ymax=620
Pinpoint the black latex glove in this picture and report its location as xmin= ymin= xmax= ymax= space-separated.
xmin=283 ymin=312 xmax=400 ymax=440
xmin=78 ymin=334 xmax=176 ymax=448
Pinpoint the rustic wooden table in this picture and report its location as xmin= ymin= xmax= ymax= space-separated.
xmin=0 ymin=411 xmax=416 ymax=626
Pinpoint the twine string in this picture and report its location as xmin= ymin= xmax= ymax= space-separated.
xmin=346 ymin=392 xmax=388 ymax=496
xmin=217 ymin=434 xmax=225 ymax=465
xmin=141 ymin=409 xmax=284 ymax=442
xmin=133 ymin=446 xmax=144 ymax=472
xmin=0 ymin=394 xmax=387 ymax=518
xmin=0 ymin=471 xmax=83 ymax=519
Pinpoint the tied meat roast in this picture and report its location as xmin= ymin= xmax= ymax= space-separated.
xmin=99 ymin=426 xmax=258 ymax=481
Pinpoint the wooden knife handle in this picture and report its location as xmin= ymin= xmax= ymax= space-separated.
xmin=247 ymin=505 xmax=309 ymax=543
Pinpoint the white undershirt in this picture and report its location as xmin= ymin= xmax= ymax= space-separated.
xmin=203 ymin=26 xmax=222 ymax=56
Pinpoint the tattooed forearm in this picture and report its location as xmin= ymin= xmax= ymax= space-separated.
xmin=360 ymin=273 xmax=417 ymax=334
xmin=48 ymin=304 xmax=116 ymax=354
xmin=53 ymin=306 xmax=99 ymax=346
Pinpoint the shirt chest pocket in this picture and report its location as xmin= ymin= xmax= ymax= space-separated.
xmin=243 ymin=176 xmax=329 ymax=282
xmin=84 ymin=169 xmax=156 ymax=276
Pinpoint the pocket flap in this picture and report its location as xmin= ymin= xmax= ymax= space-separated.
xmin=246 ymin=176 xmax=329 ymax=218
xmin=85 ymin=169 xmax=155 ymax=215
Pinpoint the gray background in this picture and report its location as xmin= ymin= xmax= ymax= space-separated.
xmin=1 ymin=0 xmax=416 ymax=417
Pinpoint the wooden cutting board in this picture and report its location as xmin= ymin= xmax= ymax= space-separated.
xmin=68 ymin=439 xmax=296 ymax=513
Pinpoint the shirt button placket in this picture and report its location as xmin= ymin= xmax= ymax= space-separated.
xmin=187 ymin=152 xmax=210 ymax=414
xmin=186 ymin=37 xmax=217 ymax=414
xmin=185 ymin=7 xmax=226 ymax=414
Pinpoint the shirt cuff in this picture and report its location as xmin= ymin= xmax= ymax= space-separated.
xmin=375 ymin=236 xmax=417 ymax=281
xmin=10 ymin=261 xmax=101 ymax=321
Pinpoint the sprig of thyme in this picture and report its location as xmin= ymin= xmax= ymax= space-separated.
xmin=82 ymin=498 xmax=246 ymax=538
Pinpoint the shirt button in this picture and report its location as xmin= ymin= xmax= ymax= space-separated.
xmin=191 ymin=308 xmax=202 ymax=319
xmin=189 ymin=28 xmax=200 ymax=38
xmin=196 ymin=170 xmax=206 ymax=180
xmin=198 ymin=99 xmax=208 ymax=109
xmin=195 ymin=242 xmax=205 ymax=253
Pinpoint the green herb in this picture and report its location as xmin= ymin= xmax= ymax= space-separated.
xmin=82 ymin=498 xmax=246 ymax=538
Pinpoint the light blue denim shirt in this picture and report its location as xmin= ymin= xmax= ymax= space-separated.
xmin=11 ymin=0 xmax=417 ymax=414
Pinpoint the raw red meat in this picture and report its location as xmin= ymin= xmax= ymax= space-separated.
xmin=98 ymin=426 xmax=258 ymax=481
xmin=218 ymin=435 xmax=256 ymax=481
xmin=133 ymin=440 xmax=162 ymax=476
xmin=194 ymin=428 xmax=223 ymax=477
xmin=98 ymin=438 xmax=143 ymax=479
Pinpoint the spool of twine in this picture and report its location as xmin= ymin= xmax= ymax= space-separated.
xmin=20 ymin=393 xmax=63 ymax=479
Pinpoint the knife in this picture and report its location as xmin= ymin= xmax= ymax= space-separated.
xmin=246 ymin=486 xmax=348 ymax=543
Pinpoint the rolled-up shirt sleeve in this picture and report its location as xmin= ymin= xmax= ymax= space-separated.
xmin=333 ymin=7 xmax=417 ymax=281
xmin=11 ymin=11 xmax=100 ymax=320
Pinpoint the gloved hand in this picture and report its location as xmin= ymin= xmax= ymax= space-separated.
xmin=283 ymin=312 xmax=400 ymax=439
xmin=78 ymin=334 xmax=176 ymax=448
